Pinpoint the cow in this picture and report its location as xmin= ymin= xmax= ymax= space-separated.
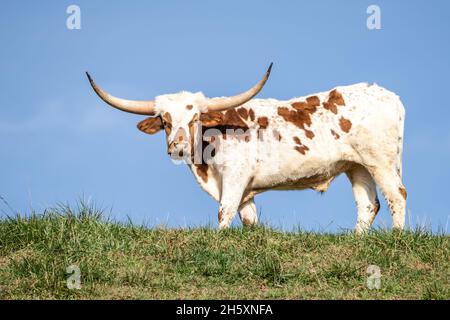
xmin=86 ymin=63 xmax=407 ymax=233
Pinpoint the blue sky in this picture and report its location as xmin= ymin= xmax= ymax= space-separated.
xmin=1 ymin=0 xmax=449 ymax=232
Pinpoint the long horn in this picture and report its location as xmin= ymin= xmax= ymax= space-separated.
xmin=207 ymin=63 xmax=273 ymax=112
xmin=86 ymin=72 xmax=156 ymax=115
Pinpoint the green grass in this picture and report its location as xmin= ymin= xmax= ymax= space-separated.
xmin=0 ymin=203 xmax=448 ymax=299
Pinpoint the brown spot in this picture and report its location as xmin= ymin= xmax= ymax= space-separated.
xmin=278 ymin=103 xmax=317 ymax=139
xmin=195 ymin=164 xmax=208 ymax=183
xmin=339 ymin=117 xmax=352 ymax=133
xmin=306 ymin=96 xmax=321 ymax=107
xmin=399 ymin=187 xmax=407 ymax=200
xmin=328 ymin=89 xmax=345 ymax=106
xmin=257 ymin=117 xmax=269 ymax=129
xmin=249 ymin=108 xmax=255 ymax=121
xmin=330 ymin=129 xmax=340 ymax=140
xmin=245 ymin=135 xmax=251 ymax=143
xmin=223 ymin=109 xmax=248 ymax=129
xmin=200 ymin=109 xmax=248 ymax=130
xmin=323 ymin=101 xmax=338 ymax=114
xmin=305 ymin=130 xmax=315 ymax=139
xmin=291 ymin=101 xmax=308 ymax=110
xmin=295 ymin=145 xmax=309 ymax=155
xmin=322 ymin=90 xmax=345 ymax=114
xmin=186 ymin=104 xmax=193 ymax=110
xmin=237 ymin=107 xmax=249 ymax=120
xmin=200 ymin=111 xmax=223 ymax=127
xmin=178 ymin=135 xmax=184 ymax=142
xmin=293 ymin=136 xmax=310 ymax=155
xmin=218 ymin=208 xmax=224 ymax=223
xmin=292 ymin=96 xmax=321 ymax=110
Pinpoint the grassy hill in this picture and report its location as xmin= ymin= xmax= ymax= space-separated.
xmin=0 ymin=203 xmax=448 ymax=299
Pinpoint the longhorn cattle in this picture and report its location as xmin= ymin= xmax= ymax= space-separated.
xmin=87 ymin=64 xmax=407 ymax=233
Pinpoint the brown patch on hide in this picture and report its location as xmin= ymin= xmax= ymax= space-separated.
xmin=305 ymin=130 xmax=315 ymax=139
xmin=218 ymin=208 xmax=224 ymax=223
xmin=322 ymin=89 xmax=345 ymax=115
xmin=278 ymin=101 xmax=317 ymax=139
xmin=200 ymin=108 xmax=251 ymax=142
xmin=339 ymin=117 xmax=352 ymax=133
xmin=399 ymin=187 xmax=407 ymax=200
xmin=306 ymin=96 xmax=321 ymax=107
xmin=291 ymin=101 xmax=308 ymax=110
xmin=330 ymin=129 xmax=340 ymax=140
xmin=200 ymin=111 xmax=223 ymax=127
xmin=237 ymin=107 xmax=249 ymax=120
xmin=257 ymin=117 xmax=269 ymax=129
xmin=186 ymin=104 xmax=193 ymax=110
xmin=295 ymin=145 xmax=309 ymax=155
xmin=291 ymin=96 xmax=320 ymax=111
xmin=328 ymin=89 xmax=345 ymax=106
xmin=292 ymin=136 xmax=309 ymax=155
xmin=195 ymin=164 xmax=208 ymax=183
xmin=200 ymin=109 xmax=248 ymax=130
xmin=249 ymin=108 xmax=255 ymax=121
xmin=323 ymin=101 xmax=338 ymax=114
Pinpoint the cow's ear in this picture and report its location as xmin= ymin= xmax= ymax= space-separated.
xmin=137 ymin=117 xmax=163 ymax=135
xmin=200 ymin=111 xmax=224 ymax=127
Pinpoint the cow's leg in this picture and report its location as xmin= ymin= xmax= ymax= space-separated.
xmin=368 ymin=167 xmax=407 ymax=230
xmin=346 ymin=165 xmax=380 ymax=234
xmin=238 ymin=198 xmax=258 ymax=226
xmin=218 ymin=173 xmax=250 ymax=229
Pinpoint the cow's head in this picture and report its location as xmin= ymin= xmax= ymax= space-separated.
xmin=86 ymin=63 xmax=272 ymax=160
